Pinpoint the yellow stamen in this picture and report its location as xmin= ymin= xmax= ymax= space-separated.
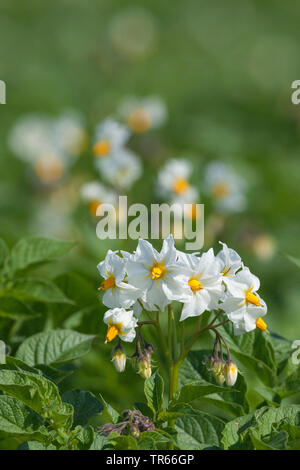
xmin=105 ymin=325 xmax=119 ymax=343
xmin=150 ymin=263 xmax=166 ymax=280
xmin=89 ymin=200 xmax=101 ymax=217
xmin=188 ymin=277 xmax=203 ymax=292
xmin=222 ymin=266 xmax=232 ymax=277
xmin=173 ymin=178 xmax=189 ymax=195
xmin=100 ymin=275 xmax=115 ymax=291
xmin=256 ymin=317 xmax=267 ymax=331
xmin=127 ymin=109 xmax=151 ymax=133
xmin=212 ymin=182 xmax=229 ymax=200
xmin=245 ymin=289 xmax=260 ymax=306
xmin=93 ymin=139 xmax=111 ymax=157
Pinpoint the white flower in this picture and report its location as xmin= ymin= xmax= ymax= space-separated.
xmin=98 ymin=250 xmax=141 ymax=309
xmin=96 ymin=148 xmax=142 ymax=189
xmin=125 ymin=236 xmax=180 ymax=311
xmin=53 ymin=110 xmax=87 ymax=157
xmin=93 ymin=118 xmax=130 ymax=158
xmin=8 ymin=114 xmax=56 ymax=164
xmin=204 ymin=161 xmax=246 ymax=213
xmin=168 ymin=249 xmax=224 ymax=321
xmin=80 ymin=181 xmax=118 ymax=216
xmin=119 ymin=95 xmax=167 ymax=133
xmin=216 ymin=242 xmax=243 ymax=295
xmin=104 ymin=307 xmax=138 ymax=343
xmin=221 ymin=266 xmax=267 ymax=335
xmin=157 ymin=159 xmax=199 ymax=204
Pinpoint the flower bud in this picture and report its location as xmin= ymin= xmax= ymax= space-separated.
xmin=131 ymin=425 xmax=140 ymax=438
xmin=211 ymin=359 xmax=225 ymax=385
xmin=224 ymin=360 xmax=238 ymax=386
xmin=138 ymin=355 xmax=152 ymax=379
xmin=112 ymin=346 xmax=126 ymax=373
xmin=130 ymin=352 xmax=139 ymax=370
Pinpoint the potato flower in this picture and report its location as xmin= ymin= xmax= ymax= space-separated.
xmin=119 ymin=95 xmax=167 ymax=133
xmin=168 ymin=249 xmax=224 ymax=320
xmin=221 ymin=266 xmax=267 ymax=335
xmin=95 ymin=148 xmax=142 ymax=189
xmin=80 ymin=181 xmax=118 ymax=216
xmin=93 ymin=118 xmax=130 ymax=158
xmin=104 ymin=307 xmax=138 ymax=343
xmin=98 ymin=250 xmax=141 ymax=309
xmin=157 ymin=159 xmax=199 ymax=204
xmin=216 ymin=241 xmax=243 ymax=295
xmin=125 ymin=235 xmax=180 ymax=311
xmin=204 ymin=161 xmax=246 ymax=213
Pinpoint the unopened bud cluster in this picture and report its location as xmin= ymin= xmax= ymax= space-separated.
xmin=205 ymin=341 xmax=238 ymax=387
xmin=98 ymin=409 xmax=155 ymax=437
xmin=132 ymin=341 xmax=154 ymax=380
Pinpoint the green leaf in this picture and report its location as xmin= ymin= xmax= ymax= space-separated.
xmin=15 ymin=329 xmax=95 ymax=366
xmin=70 ymin=425 xmax=95 ymax=450
xmin=0 ymin=369 xmax=73 ymax=430
xmin=221 ymin=413 xmax=254 ymax=450
xmin=0 ymin=356 xmax=43 ymax=375
xmin=171 ymin=380 xmax=233 ymax=407
xmin=0 ymin=395 xmax=48 ymax=443
xmin=0 ymin=297 xmax=38 ymax=320
xmin=144 ymin=371 xmax=164 ymax=417
xmin=174 ymin=407 xmax=225 ymax=450
xmin=11 ymin=278 xmax=74 ymax=304
xmin=10 ymin=237 xmax=74 ymax=273
xmin=18 ymin=441 xmax=56 ymax=450
xmin=35 ymin=364 xmax=73 ymax=384
xmin=250 ymin=430 xmax=289 ymax=450
xmin=107 ymin=433 xmax=138 ymax=450
xmin=62 ymin=390 xmax=103 ymax=427
xmin=138 ymin=430 xmax=171 ymax=450
xmin=99 ymin=394 xmax=119 ymax=424
xmin=89 ymin=433 xmax=108 ymax=450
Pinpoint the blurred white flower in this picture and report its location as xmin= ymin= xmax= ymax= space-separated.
xmin=8 ymin=114 xmax=55 ymax=164
xmin=204 ymin=161 xmax=246 ymax=213
xmin=157 ymin=159 xmax=199 ymax=204
xmin=125 ymin=235 xmax=179 ymax=311
xmin=80 ymin=181 xmax=118 ymax=216
xmin=103 ymin=307 xmax=138 ymax=343
xmin=221 ymin=266 xmax=267 ymax=335
xmin=119 ymin=95 xmax=167 ymax=133
xmin=95 ymin=148 xmax=142 ymax=189
xmin=169 ymin=249 xmax=224 ymax=321
xmin=53 ymin=110 xmax=87 ymax=157
xmin=93 ymin=118 xmax=130 ymax=158
xmin=108 ymin=7 xmax=157 ymax=61
xmin=97 ymin=250 xmax=141 ymax=309
xmin=252 ymin=234 xmax=276 ymax=261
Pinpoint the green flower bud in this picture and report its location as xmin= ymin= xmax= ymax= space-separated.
xmin=138 ymin=355 xmax=152 ymax=379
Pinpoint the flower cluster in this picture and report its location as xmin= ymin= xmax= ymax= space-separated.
xmin=8 ymin=111 xmax=87 ymax=184
xmin=98 ymin=236 xmax=267 ymax=381
xmin=81 ymin=95 xmax=167 ymax=217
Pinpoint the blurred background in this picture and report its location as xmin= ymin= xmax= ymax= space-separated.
xmin=0 ymin=0 xmax=300 ymax=413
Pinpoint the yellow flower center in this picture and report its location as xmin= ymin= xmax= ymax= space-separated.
xmin=105 ymin=324 xmax=119 ymax=343
xmin=100 ymin=275 xmax=116 ymax=291
xmin=93 ymin=139 xmax=111 ymax=157
xmin=212 ymin=182 xmax=229 ymax=200
xmin=245 ymin=288 xmax=260 ymax=306
xmin=188 ymin=277 xmax=203 ymax=292
xmin=127 ymin=108 xmax=151 ymax=133
xmin=89 ymin=200 xmax=101 ymax=217
xmin=256 ymin=317 xmax=267 ymax=331
xmin=150 ymin=263 xmax=166 ymax=280
xmin=34 ymin=156 xmax=64 ymax=183
xmin=173 ymin=178 xmax=189 ymax=195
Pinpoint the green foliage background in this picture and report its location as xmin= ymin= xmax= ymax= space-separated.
xmin=0 ymin=0 xmax=300 ymax=450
